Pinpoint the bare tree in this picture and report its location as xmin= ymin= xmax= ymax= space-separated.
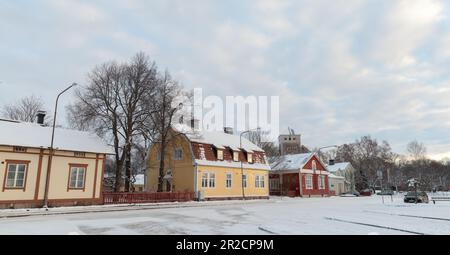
xmin=143 ymin=71 xmax=185 ymax=192
xmin=407 ymin=140 xmax=427 ymax=161
xmin=67 ymin=52 xmax=159 ymax=192
xmin=1 ymin=95 xmax=50 ymax=123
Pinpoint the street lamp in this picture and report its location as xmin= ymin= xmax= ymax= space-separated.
xmin=240 ymin=127 xmax=261 ymax=200
xmin=42 ymin=83 xmax=78 ymax=208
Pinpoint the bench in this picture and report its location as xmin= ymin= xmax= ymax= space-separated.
xmin=431 ymin=197 xmax=450 ymax=204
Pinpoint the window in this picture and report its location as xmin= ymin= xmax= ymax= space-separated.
xmin=305 ymin=175 xmax=313 ymax=189
xmin=233 ymin=151 xmax=239 ymax=162
xmin=242 ymin=174 xmax=247 ymax=188
xmin=5 ymin=162 xmax=28 ymax=189
xmin=13 ymin=146 xmax=27 ymax=153
xmin=318 ymin=175 xmax=325 ymax=190
xmin=226 ymin=173 xmax=232 ymax=188
xmin=156 ymin=151 xmax=161 ymax=161
xmin=74 ymin=152 xmax=86 ymax=157
xmin=68 ymin=165 xmax=86 ymax=190
xmin=247 ymin=153 xmax=253 ymax=164
xmin=201 ymin=172 xmax=216 ymax=188
xmin=217 ymin=149 xmax=224 ymax=160
xmin=201 ymin=173 xmax=208 ymax=188
xmin=174 ymin=148 xmax=183 ymax=160
xmin=312 ymin=160 xmax=317 ymax=171
xmin=270 ymin=178 xmax=280 ymax=190
xmin=255 ymin=175 xmax=265 ymax=188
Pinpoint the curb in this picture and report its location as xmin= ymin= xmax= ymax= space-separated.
xmin=0 ymin=199 xmax=276 ymax=219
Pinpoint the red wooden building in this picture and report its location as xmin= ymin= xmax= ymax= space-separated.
xmin=269 ymin=153 xmax=330 ymax=197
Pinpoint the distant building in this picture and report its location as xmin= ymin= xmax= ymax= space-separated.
xmin=328 ymin=174 xmax=345 ymax=196
xmin=278 ymin=128 xmax=309 ymax=155
xmin=326 ymin=162 xmax=355 ymax=193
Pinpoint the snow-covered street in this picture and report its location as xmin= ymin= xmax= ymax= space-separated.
xmin=1 ymin=195 xmax=449 ymax=235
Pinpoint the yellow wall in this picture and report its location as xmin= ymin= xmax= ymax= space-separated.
xmin=147 ymin=132 xmax=195 ymax=192
xmin=197 ymin=165 xmax=269 ymax=198
xmin=0 ymin=145 xmax=105 ymax=203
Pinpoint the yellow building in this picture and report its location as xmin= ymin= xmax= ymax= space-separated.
xmin=0 ymin=118 xmax=113 ymax=209
xmin=147 ymin=124 xmax=270 ymax=200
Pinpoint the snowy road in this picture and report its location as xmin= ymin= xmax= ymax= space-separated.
xmin=1 ymin=195 xmax=449 ymax=235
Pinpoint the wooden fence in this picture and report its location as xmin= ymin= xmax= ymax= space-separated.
xmin=103 ymin=192 xmax=196 ymax=205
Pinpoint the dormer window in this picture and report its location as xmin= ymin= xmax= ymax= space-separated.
xmin=233 ymin=151 xmax=239 ymax=162
xmin=247 ymin=152 xmax=253 ymax=164
xmin=217 ymin=149 xmax=223 ymax=160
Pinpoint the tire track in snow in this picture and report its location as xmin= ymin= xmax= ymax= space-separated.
xmin=363 ymin=210 xmax=450 ymax=222
xmin=258 ymin=226 xmax=278 ymax=234
xmin=324 ymin=217 xmax=425 ymax=235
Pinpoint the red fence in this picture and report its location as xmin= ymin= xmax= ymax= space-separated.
xmin=103 ymin=192 xmax=196 ymax=205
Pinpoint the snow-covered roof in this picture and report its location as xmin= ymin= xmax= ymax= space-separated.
xmin=195 ymin=159 xmax=271 ymax=171
xmin=0 ymin=119 xmax=114 ymax=154
xmin=327 ymin=162 xmax=351 ymax=173
xmin=329 ymin=173 xmax=345 ymax=179
xmin=269 ymin=153 xmax=314 ymax=171
xmin=173 ymin=124 xmax=264 ymax=152
xmin=134 ymin=174 xmax=145 ymax=185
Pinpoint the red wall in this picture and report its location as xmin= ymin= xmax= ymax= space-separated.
xmin=301 ymin=174 xmax=329 ymax=197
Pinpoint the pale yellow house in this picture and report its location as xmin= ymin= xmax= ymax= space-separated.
xmin=0 ymin=118 xmax=113 ymax=209
xmin=147 ymin=124 xmax=270 ymax=200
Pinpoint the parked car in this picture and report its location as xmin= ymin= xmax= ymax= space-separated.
xmin=340 ymin=191 xmax=360 ymax=197
xmin=404 ymin=191 xmax=429 ymax=203
xmin=359 ymin=189 xmax=372 ymax=196
xmin=377 ymin=190 xmax=394 ymax=196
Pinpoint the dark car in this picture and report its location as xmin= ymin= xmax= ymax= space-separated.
xmin=377 ymin=189 xmax=394 ymax=196
xmin=404 ymin=191 xmax=429 ymax=203
xmin=340 ymin=191 xmax=360 ymax=197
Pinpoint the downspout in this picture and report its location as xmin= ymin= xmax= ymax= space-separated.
xmin=299 ymin=168 xmax=303 ymax=197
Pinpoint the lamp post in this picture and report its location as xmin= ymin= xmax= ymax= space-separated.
xmin=42 ymin=83 xmax=78 ymax=208
xmin=240 ymin=127 xmax=261 ymax=200
xmin=307 ymin=145 xmax=338 ymax=197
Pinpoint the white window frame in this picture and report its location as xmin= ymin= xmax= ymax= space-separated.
xmin=233 ymin=151 xmax=239 ymax=162
xmin=305 ymin=174 xmax=313 ymax=190
xmin=226 ymin=173 xmax=232 ymax=188
xmin=69 ymin=166 xmax=86 ymax=189
xmin=174 ymin=148 xmax=183 ymax=160
xmin=242 ymin=174 xmax=247 ymax=188
xmin=201 ymin=172 xmax=216 ymax=188
xmin=247 ymin=153 xmax=253 ymax=164
xmin=217 ymin=149 xmax=224 ymax=161
xmin=318 ymin=175 xmax=325 ymax=190
xmin=255 ymin=175 xmax=265 ymax=188
xmin=5 ymin=163 xmax=27 ymax=188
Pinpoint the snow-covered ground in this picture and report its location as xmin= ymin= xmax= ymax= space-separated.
xmin=1 ymin=195 xmax=449 ymax=235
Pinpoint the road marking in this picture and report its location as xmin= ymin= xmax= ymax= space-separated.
xmin=364 ymin=210 xmax=450 ymax=222
xmin=324 ymin=217 xmax=425 ymax=235
xmin=258 ymin=226 xmax=278 ymax=234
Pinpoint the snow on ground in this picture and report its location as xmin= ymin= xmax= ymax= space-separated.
xmin=0 ymin=195 xmax=449 ymax=235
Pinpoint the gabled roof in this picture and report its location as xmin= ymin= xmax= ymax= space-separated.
xmin=0 ymin=119 xmax=114 ymax=154
xmin=326 ymin=162 xmax=352 ymax=173
xmin=172 ymin=124 xmax=264 ymax=152
xmin=269 ymin=153 xmax=315 ymax=171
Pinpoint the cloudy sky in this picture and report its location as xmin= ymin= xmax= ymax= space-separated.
xmin=1 ymin=0 xmax=450 ymax=159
